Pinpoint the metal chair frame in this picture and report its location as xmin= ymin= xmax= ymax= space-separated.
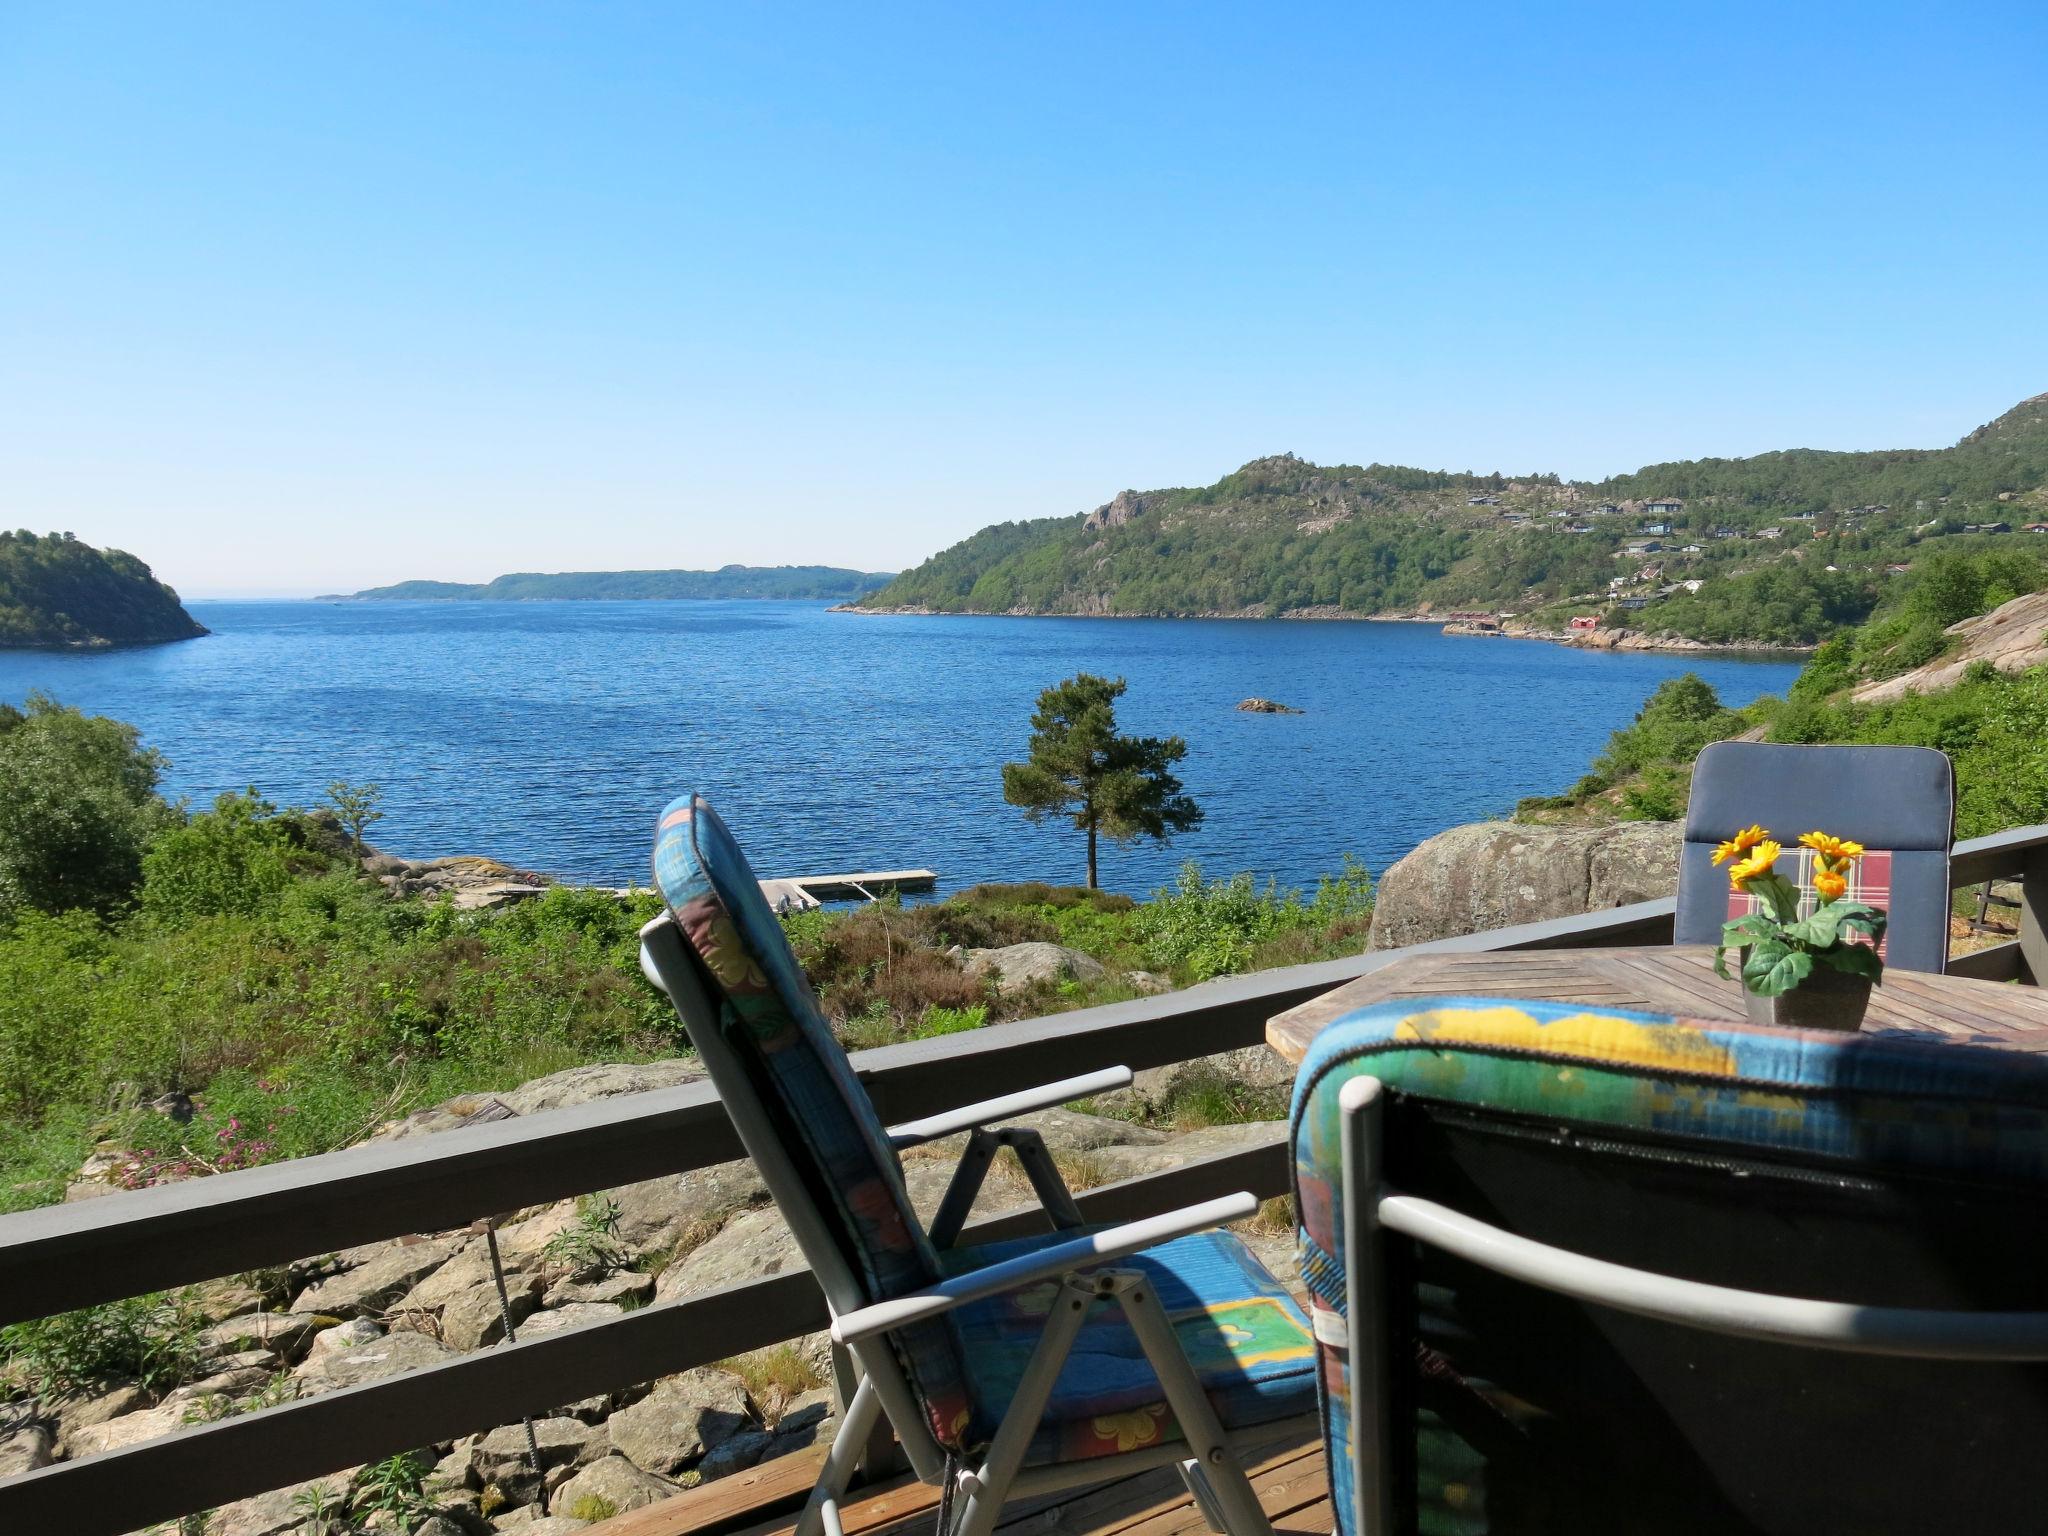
xmin=1333 ymin=1075 xmax=2048 ymax=1536
xmin=640 ymin=916 xmax=1315 ymax=1536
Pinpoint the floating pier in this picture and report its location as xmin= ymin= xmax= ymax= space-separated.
xmin=757 ymin=868 xmax=938 ymax=914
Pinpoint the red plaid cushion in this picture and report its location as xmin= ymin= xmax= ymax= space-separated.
xmin=1726 ymin=846 xmax=1892 ymax=958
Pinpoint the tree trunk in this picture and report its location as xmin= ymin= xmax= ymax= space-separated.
xmin=1086 ymin=819 xmax=1098 ymax=890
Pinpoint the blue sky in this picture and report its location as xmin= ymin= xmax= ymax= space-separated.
xmin=1 ymin=2 xmax=2042 ymax=596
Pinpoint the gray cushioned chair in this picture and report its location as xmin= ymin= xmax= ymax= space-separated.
xmin=1674 ymin=741 xmax=1955 ymax=973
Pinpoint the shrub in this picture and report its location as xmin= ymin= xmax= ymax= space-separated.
xmin=140 ymin=791 xmax=303 ymax=923
xmin=0 ymin=693 xmax=173 ymax=917
xmin=0 ymin=1291 xmax=208 ymax=1395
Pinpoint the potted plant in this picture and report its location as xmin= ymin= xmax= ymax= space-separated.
xmin=1711 ymin=826 xmax=1888 ymax=1030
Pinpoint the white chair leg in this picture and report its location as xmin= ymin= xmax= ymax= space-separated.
xmin=796 ymin=1374 xmax=883 ymax=1536
xmin=951 ymin=1274 xmax=1098 ymax=1536
xmin=1111 ymin=1272 xmax=1273 ymax=1536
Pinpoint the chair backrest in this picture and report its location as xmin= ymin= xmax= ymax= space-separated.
xmin=645 ymin=792 xmax=973 ymax=1462
xmin=1290 ymin=996 xmax=2048 ymax=1536
xmin=1675 ymin=740 xmax=1954 ymax=971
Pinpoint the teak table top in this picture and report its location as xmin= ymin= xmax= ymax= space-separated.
xmin=1266 ymin=944 xmax=2048 ymax=1064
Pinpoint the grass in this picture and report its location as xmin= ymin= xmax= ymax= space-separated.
xmin=718 ymin=1343 xmax=826 ymax=1424
xmin=1154 ymin=1061 xmax=1289 ymax=1131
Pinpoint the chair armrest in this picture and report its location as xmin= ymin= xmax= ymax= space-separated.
xmin=885 ymin=1066 xmax=1135 ymax=1150
xmin=829 ymin=1191 xmax=1256 ymax=1344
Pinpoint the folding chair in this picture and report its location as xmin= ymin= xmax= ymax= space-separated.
xmin=638 ymin=792 xmax=1319 ymax=1536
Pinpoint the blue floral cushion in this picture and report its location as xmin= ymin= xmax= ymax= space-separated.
xmin=652 ymin=792 xmax=975 ymax=1448
xmin=946 ymin=1227 xmax=1318 ymax=1466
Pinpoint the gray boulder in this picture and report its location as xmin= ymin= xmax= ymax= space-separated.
xmin=604 ymin=1368 xmax=755 ymax=1474
xmin=1367 ymin=819 xmax=1681 ymax=950
xmin=205 ymin=1469 xmax=361 ymax=1536
xmin=0 ymin=1410 xmax=52 ymax=1476
xmin=959 ymin=942 xmax=1106 ymax=995
xmin=292 ymin=1236 xmax=458 ymax=1317
xmin=550 ymin=1454 xmax=678 ymax=1518
xmin=293 ymin=1328 xmax=459 ymax=1394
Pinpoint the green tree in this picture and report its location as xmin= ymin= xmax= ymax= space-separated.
xmin=0 ymin=693 xmax=171 ymax=917
xmin=323 ymin=780 xmax=384 ymax=851
xmin=140 ymin=790 xmax=298 ymax=923
xmin=1001 ymin=675 xmax=1202 ymax=889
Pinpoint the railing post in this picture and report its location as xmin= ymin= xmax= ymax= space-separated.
xmin=2021 ymin=846 xmax=2048 ymax=987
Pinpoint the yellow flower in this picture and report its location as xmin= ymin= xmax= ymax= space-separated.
xmin=1814 ymin=869 xmax=1849 ymax=902
xmin=1091 ymin=1405 xmax=1169 ymax=1453
xmin=1727 ymin=839 xmax=1781 ymax=888
xmin=1798 ymin=831 xmax=1865 ymax=869
xmin=1712 ymin=824 xmax=1770 ymax=866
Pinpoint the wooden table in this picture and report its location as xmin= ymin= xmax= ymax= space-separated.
xmin=1267 ymin=945 xmax=2048 ymax=1064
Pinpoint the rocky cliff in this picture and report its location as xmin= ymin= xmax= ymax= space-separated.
xmin=1366 ymin=819 xmax=1681 ymax=949
xmin=1850 ymin=587 xmax=2048 ymax=704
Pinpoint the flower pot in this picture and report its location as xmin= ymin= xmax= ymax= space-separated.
xmin=1743 ymin=964 xmax=1873 ymax=1032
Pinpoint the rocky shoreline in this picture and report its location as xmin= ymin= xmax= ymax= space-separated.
xmin=833 ymin=603 xmax=1813 ymax=653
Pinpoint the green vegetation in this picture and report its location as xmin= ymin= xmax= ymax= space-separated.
xmin=0 ymin=694 xmax=177 ymax=917
xmin=1002 ymin=674 xmax=1201 ymax=888
xmin=0 ymin=696 xmax=1372 ymax=1214
xmin=0 ymin=531 xmax=206 ymax=648
xmin=1524 ymin=541 xmax=2048 ymax=837
xmin=860 ymin=394 xmax=2048 ymax=643
xmin=0 ymin=1290 xmax=208 ymax=1395
xmin=342 ymin=565 xmax=895 ymax=602
xmin=1611 ymin=562 xmax=1880 ymax=646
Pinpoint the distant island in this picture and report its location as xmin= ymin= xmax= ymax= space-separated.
xmin=330 ymin=564 xmax=897 ymax=603
xmin=855 ymin=393 xmax=2048 ymax=648
xmin=0 ymin=532 xmax=207 ymax=649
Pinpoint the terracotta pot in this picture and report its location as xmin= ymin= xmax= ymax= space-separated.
xmin=1743 ymin=963 xmax=1873 ymax=1032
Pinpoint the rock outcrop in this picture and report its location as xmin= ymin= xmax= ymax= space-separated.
xmin=1236 ymin=698 xmax=1303 ymax=713
xmin=1367 ymin=819 xmax=1681 ymax=949
xmin=29 ymin=1053 xmax=1306 ymax=1534
xmin=1850 ymin=588 xmax=2048 ymax=704
xmin=365 ymin=853 xmax=555 ymax=911
xmin=957 ymin=941 xmax=1106 ymax=995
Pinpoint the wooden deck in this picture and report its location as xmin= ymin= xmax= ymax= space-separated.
xmin=587 ymin=1434 xmax=1332 ymax=1536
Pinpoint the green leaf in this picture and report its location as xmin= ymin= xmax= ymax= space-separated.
xmin=1783 ymin=904 xmax=1849 ymax=949
xmin=1720 ymin=914 xmax=1778 ymax=943
xmin=1815 ymin=944 xmax=1883 ymax=980
xmin=1743 ymin=941 xmax=1813 ymax=997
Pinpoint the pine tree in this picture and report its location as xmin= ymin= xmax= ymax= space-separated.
xmin=1001 ymin=674 xmax=1202 ymax=889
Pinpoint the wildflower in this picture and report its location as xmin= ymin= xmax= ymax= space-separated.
xmin=1727 ymin=839 xmax=1782 ymax=888
xmin=1798 ymin=831 xmax=1864 ymax=868
xmin=1712 ymin=825 xmax=1770 ymax=866
xmin=1813 ymin=869 xmax=1848 ymax=902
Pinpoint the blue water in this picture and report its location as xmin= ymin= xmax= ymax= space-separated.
xmin=0 ymin=603 xmax=1801 ymax=897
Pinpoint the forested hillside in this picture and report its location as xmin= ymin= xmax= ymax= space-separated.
xmin=0 ymin=532 xmax=206 ymax=648
xmin=859 ymin=394 xmax=2048 ymax=640
xmin=344 ymin=564 xmax=895 ymax=602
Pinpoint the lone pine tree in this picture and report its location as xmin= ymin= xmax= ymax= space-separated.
xmin=1001 ymin=673 xmax=1202 ymax=889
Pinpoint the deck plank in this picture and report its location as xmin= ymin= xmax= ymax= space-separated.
xmin=586 ymin=1436 xmax=1323 ymax=1536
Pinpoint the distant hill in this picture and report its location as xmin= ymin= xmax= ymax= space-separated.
xmin=336 ymin=565 xmax=897 ymax=602
xmin=0 ymin=532 xmax=206 ymax=648
xmin=857 ymin=393 xmax=2048 ymax=624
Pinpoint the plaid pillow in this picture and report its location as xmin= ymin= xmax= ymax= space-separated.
xmin=1726 ymin=846 xmax=1892 ymax=959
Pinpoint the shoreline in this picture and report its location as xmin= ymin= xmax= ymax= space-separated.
xmin=832 ymin=602 xmax=1814 ymax=654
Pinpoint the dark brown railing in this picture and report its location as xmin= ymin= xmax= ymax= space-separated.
xmin=3 ymin=824 xmax=2043 ymax=1535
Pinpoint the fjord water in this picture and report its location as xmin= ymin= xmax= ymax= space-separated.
xmin=0 ymin=602 xmax=1801 ymax=899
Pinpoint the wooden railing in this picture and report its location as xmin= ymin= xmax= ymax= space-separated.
xmin=3 ymin=824 xmax=2044 ymax=1535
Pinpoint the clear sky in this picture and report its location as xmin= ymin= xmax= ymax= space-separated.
xmin=2 ymin=2 xmax=2043 ymax=596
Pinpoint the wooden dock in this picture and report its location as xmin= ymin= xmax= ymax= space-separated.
xmin=757 ymin=869 xmax=938 ymax=913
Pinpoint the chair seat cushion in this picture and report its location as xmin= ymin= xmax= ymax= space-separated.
xmin=944 ymin=1227 xmax=1318 ymax=1466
